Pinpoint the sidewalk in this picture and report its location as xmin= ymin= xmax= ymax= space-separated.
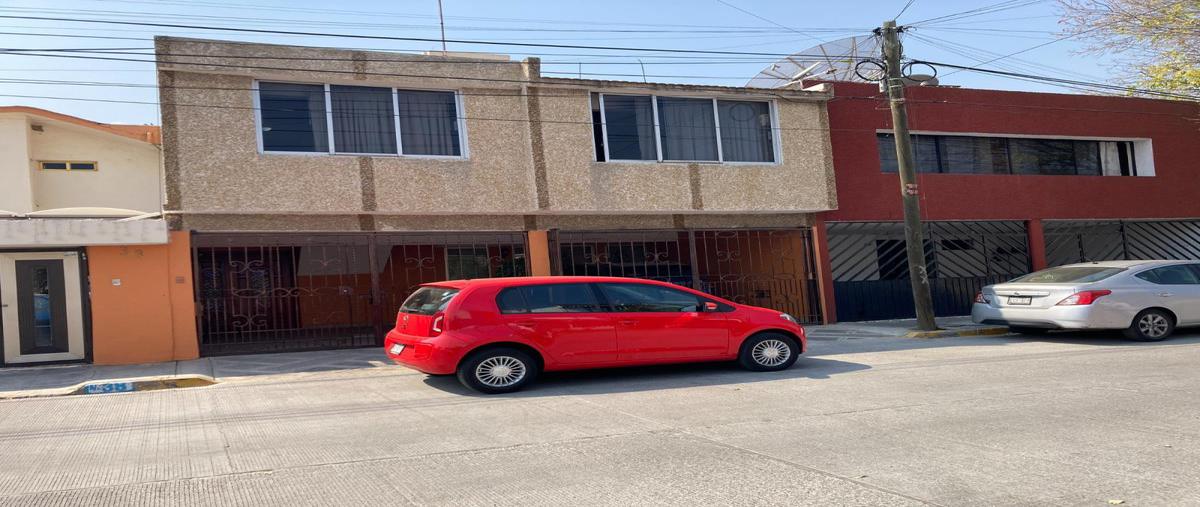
xmin=806 ymin=315 xmax=1010 ymax=340
xmin=0 ymin=348 xmax=395 ymax=399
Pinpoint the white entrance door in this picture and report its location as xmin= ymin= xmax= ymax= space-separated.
xmin=0 ymin=252 xmax=86 ymax=364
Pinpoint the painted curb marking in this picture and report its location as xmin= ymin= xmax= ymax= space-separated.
xmin=72 ymin=376 xmax=217 ymax=396
xmin=905 ymin=327 xmax=1011 ymax=339
xmin=0 ymin=375 xmax=218 ymax=401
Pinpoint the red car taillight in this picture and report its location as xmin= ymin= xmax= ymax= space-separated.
xmin=974 ymin=292 xmax=989 ymax=304
xmin=1056 ymin=290 xmax=1112 ymax=306
xmin=431 ymin=313 xmax=445 ymax=335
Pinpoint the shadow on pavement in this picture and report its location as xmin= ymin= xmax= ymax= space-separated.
xmin=806 ymin=327 xmax=1200 ymax=357
xmin=422 ymin=356 xmax=871 ymax=397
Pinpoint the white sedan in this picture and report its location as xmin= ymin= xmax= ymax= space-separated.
xmin=972 ymin=260 xmax=1200 ymax=341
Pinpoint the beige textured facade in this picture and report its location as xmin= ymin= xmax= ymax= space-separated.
xmin=156 ymin=37 xmax=837 ymax=232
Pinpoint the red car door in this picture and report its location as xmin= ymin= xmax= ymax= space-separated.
xmin=596 ymin=282 xmax=730 ymax=362
xmin=497 ymin=283 xmax=618 ymax=366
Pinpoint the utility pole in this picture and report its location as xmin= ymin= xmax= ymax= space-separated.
xmin=880 ymin=20 xmax=937 ymax=331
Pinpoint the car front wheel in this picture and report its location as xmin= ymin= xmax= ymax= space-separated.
xmin=738 ymin=333 xmax=800 ymax=372
xmin=1124 ymin=309 xmax=1175 ymax=342
xmin=457 ymin=347 xmax=538 ymax=394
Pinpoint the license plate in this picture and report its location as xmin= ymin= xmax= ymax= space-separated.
xmin=1008 ymin=296 xmax=1032 ymax=305
xmin=389 ymin=344 xmax=405 ymax=355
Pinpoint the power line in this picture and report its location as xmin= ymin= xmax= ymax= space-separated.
xmin=915 ymin=60 xmax=1200 ymax=101
xmin=895 ymin=0 xmax=919 ymax=20
xmin=0 ymin=92 xmax=871 ymax=133
xmin=0 ymin=50 xmax=872 ymax=84
xmin=908 ymin=0 xmax=1046 ymax=27
xmin=934 ymin=0 xmax=1191 ymax=79
xmin=82 ymin=0 xmax=857 ymax=31
xmin=0 ymin=14 xmax=871 ymax=58
xmin=0 ymin=32 xmax=813 ymax=62
xmin=1 ymin=75 xmax=1189 ymax=119
xmin=0 ymin=5 xmax=859 ymax=34
xmin=714 ymin=0 xmax=826 ymax=45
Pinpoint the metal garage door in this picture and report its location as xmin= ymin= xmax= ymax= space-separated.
xmin=828 ymin=221 xmax=1031 ymax=322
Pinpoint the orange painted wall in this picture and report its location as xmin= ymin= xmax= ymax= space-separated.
xmin=87 ymin=230 xmax=198 ymax=365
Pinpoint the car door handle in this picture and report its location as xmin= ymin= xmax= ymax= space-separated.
xmin=512 ymin=320 xmax=537 ymax=330
xmin=1158 ymin=293 xmax=1174 ymax=297
xmin=618 ymin=319 xmax=637 ymax=326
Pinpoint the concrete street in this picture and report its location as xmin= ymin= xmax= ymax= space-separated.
xmin=2 ymin=328 xmax=1200 ymax=506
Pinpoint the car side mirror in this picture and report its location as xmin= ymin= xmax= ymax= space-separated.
xmin=703 ymin=301 xmax=719 ymax=312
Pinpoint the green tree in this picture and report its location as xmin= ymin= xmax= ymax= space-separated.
xmin=1058 ymin=0 xmax=1200 ymax=97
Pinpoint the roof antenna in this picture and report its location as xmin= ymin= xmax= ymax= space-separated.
xmin=638 ymin=59 xmax=648 ymax=83
xmin=437 ymin=0 xmax=447 ymax=54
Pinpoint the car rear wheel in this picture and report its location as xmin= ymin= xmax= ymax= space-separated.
xmin=1124 ymin=309 xmax=1174 ymax=342
xmin=738 ymin=333 xmax=800 ymax=372
xmin=457 ymin=347 xmax=538 ymax=394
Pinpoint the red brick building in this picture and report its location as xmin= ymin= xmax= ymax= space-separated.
xmin=814 ymin=81 xmax=1200 ymax=322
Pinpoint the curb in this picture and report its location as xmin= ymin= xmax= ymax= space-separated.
xmin=904 ymin=327 xmax=1011 ymax=339
xmin=0 ymin=375 xmax=217 ymax=401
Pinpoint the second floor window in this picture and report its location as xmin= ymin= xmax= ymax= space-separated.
xmin=878 ymin=133 xmax=1141 ymax=176
xmin=257 ymin=81 xmax=464 ymax=157
xmin=591 ymin=92 xmax=777 ymax=164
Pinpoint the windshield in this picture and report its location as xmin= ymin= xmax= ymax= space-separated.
xmin=399 ymin=287 xmax=460 ymax=315
xmin=1009 ymin=266 xmax=1125 ymax=284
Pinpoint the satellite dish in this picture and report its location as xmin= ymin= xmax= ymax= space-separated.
xmin=747 ymin=35 xmax=882 ymax=89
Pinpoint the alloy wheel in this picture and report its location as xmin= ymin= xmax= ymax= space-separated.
xmin=1139 ymin=313 xmax=1170 ymax=338
xmin=751 ymin=339 xmax=792 ymax=367
xmin=475 ymin=356 xmax=527 ymax=388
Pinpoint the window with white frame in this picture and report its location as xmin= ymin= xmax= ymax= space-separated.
xmin=590 ymin=92 xmax=777 ymax=163
xmin=878 ymin=133 xmax=1146 ymax=176
xmin=257 ymin=81 xmax=464 ymax=157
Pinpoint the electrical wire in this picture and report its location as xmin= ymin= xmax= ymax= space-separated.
xmin=0 ymin=50 xmax=876 ymax=84
xmin=895 ymin=0 xmax=919 ymax=21
xmin=908 ymin=0 xmax=1046 ymax=27
xmin=0 ymin=14 xmax=873 ymax=58
xmin=915 ymin=60 xmax=1200 ymax=100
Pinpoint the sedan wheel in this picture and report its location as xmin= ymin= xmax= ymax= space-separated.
xmin=1124 ymin=309 xmax=1175 ymax=342
xmin=457 ymin=347 xmax=538 ymax=394
xmin=738 ymin=333 xmax=800 ymax=372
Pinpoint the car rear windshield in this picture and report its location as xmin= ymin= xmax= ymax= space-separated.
xmin=399 ymin=287 xmax=459 ymax=315
xmin=1009 ymin=266 xmax=1125 ymax=284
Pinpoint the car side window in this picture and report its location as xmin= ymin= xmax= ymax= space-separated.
xmin=1136 ymin=265 xmax=1200 ymax=285
xmin=597 ymin=283 xmax=703 ymax=312
xmin=495 ymin=288 xmax=528 ymax=314
xmin=520 ymin=283 xmax=602 ymax=313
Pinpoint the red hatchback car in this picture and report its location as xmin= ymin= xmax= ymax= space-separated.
xmin=384 ymin=276 xmax=807 ymax=393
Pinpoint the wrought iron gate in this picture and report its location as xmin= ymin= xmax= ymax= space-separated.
xmin=827 ymin=221 xmax=1031 ymax=322
xmin=549 ymin=229 xmax=822 ymax=323
xmin=193 ymin=232 xmax=528 ymax=356
xmin=1045 ymin=219 xmax=1200 ymax=266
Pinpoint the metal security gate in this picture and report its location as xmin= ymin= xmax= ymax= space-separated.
xmin=1045 ymin=219 xmax=1200 ymax=267
xmin=828 ymin=221 xmax=1031 ymax=322
xmin=193 ymin=232 xmax=528 ymax=356
xmin=549 ymin=229 xmax=822 ymax=323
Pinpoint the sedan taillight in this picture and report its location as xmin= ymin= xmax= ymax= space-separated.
xmin=1056 ymin=290 xmax=1112 ymax=306
xmin=973 ymin=292 xmax=990 ymax=304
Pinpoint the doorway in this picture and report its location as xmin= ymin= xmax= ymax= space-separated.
xmin=0 ymin=251 xmax=87 ymax=365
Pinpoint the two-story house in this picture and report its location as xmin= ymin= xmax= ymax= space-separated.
xmin=817 ymin=81 xmax=1200 ymax=322
xmin=0 ymin=107 xmax=196 ymax=366
xmin=155 ymin=37 xmax=838 ymax=356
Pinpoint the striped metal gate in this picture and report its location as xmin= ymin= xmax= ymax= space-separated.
xmin=192 ymin=232 xmax=529 ymax=356
xmin=1045 ymin=219 xmax=1200 ymax=266
xmin=827 ymin=221 xmax=1031 ymax=322
xmin=549 ymin=229 xmax=823 ymax=324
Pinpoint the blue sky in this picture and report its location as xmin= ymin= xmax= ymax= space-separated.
xmin=0 ymin=0 xmax=1113 ymax=124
